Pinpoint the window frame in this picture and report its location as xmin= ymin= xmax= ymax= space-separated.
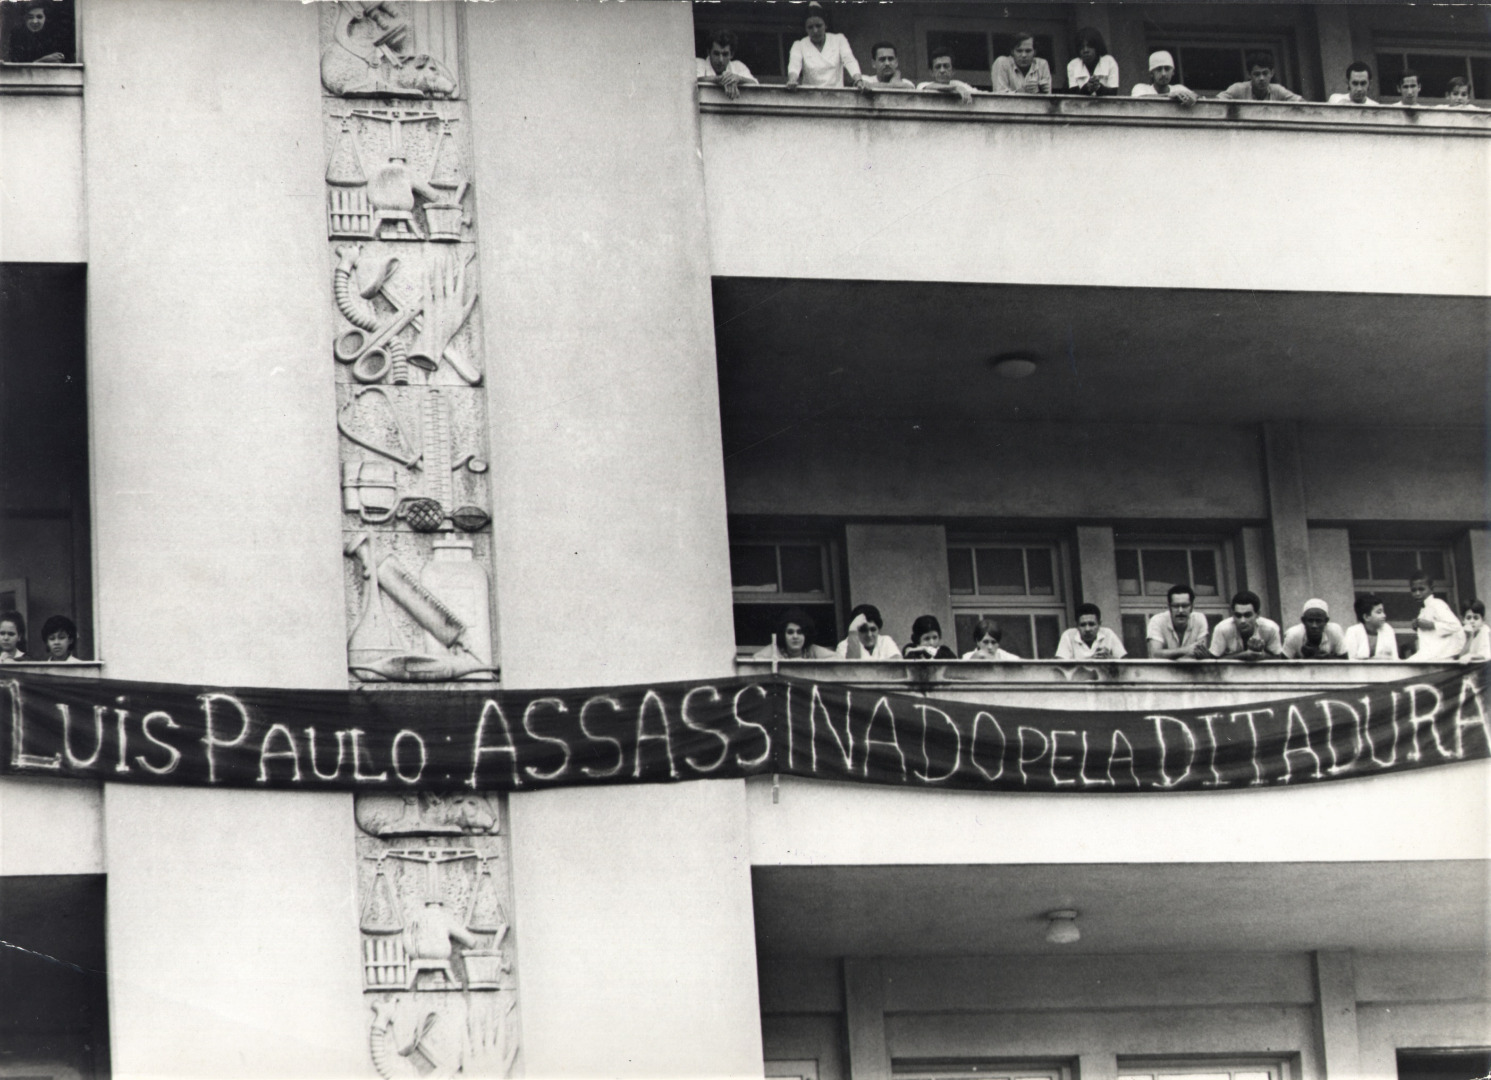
xmin=946 ymin=536 xmax=1071 ymax=659
xmin=1118 ymin=1056 xmax=1294 ymax=1080
xmin=896 ymin=1062 xmax=1072 ymax=1080
xmin=1349 ymin=539 xmax=1460 ymax=646
xmin=729 ymin=536 xmax=842 ymax=655
xmin=1143 ymin=28 xmax=1298 ymax=96
xmin=912 ymin=15 xmax=1070 ymax=91
xmin=0 ymin=0 xmax=82 ymax=67
xmin=1373 ymin=36 xmax=1491 ymax=102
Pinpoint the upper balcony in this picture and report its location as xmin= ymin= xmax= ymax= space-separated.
xmin=698 ymin=86 xmax=1490 ymax=298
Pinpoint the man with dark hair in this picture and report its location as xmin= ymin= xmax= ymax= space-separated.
xmin=991 ymin=31 xmax=1051 ymax=94
xmin=862 ymin=41 xmax=915 ymax=90
xmin=1147 ymin=584 xmax=1210 ymax=659
xmin=1207 ymin=591 xmax=1283 ymax=661
xmin=1055 ymin=602 xmax=1126 ymax=660
xmin=696 ymin=28 xmax=758 ymax=100
xmin=1329 ymin=61 xmax=1378 ymax=105
xmin=1407 ymin=571 xmax=1464 ymax=660
xmin=1216 ymin=52 xmax=1302 ymax=102
xmin=918 ymin=45 xmax=974 ymax=103
xmin=1391 ymin=69 xmax=1423 ymax=107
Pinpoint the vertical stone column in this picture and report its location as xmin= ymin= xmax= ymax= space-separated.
xmin=843 ymin=958 xmax=891 ymax=1080
xmin=1075 ymin=526 xmax=1121 ymax=634
xmin=1313 ymin=6 xmax=1357 ymax=98
xmin=845 ymin=524 xmax=953 ymax=648
xmin=1263 ymin=422 xmax=1314 ymax=624
xmin=1307 ymin=527 xmax=1357 ymax=634
xmin=1459 ymin=528 xmax=1491 ymax=607
xmin=466 ymin=3 xmax=760 ymax=1076
xmin=1313 ymin=950 xmax=1363 ymax=1078
xmin=83 ymin=2 xmax=363 ymax=1075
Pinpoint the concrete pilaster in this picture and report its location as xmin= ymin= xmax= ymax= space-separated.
xmin=844 ymin=523 xmax=954 ymax=649
xmin=1263 ymin=422 xmax=1314 ymax=623
xmin=844 ymin=958 xmax=891 ymax=1080
xmin=1075 ymin=525 xmax=1122 ymax=633
xmin=1314 ymin=950 xmax=1362 ymax=1079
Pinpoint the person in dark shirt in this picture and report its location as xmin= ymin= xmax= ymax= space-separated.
xmin=7 ymin=3 xmax=72 ymax=64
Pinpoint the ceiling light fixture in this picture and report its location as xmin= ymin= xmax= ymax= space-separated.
xmin=1044 ymin=909 xmax=1080 ymax=945
xmin=991 ymin=353 xmax=1038 ymax=379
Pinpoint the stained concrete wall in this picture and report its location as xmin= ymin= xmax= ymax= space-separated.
xmin=81 ymin=3 xmax=363 ymax=1077
xmin=844 ymin=524 xmax=953 ymax=650
xmin=467 ymin=3 xmax=762 ymax=1075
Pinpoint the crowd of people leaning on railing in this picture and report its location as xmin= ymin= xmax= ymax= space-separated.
xmin=698 ymin=7 xmax=1485 ymax=112
xmin=754 ymin=572 xmax=1491 ymax=664
xmin=0 ymin=611 xmax=86 ymax=663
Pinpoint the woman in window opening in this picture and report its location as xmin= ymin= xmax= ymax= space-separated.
xmin=0 ymin=611 xmax=28 ymax=662
xmin=755 ymin=607 xmax=835 ymax=661
xmin=961 ymin=618 xmax=1021 ymax=661
xmin=785 ymin=3 xmax=865 ymax=91
xmin=903 ymin=614 xmax=958 ymax=660
xmin=40 ymin=615 xmax=84 ymax=662
xmin=1064 ymin=27 xmax=1118 ymax=96
xmin=835 ymin=604 xmax=902 ymax=660
xmin=7 ymin=3 xmax=70 ymax=64
xmin=1343 ymin=593 xmax=1399 ymax=661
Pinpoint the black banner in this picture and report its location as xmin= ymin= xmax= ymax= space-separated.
xmin=3 ymin=665 xmax=1488 ymax=792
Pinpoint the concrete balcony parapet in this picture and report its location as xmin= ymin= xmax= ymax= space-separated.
xmin=0 ymin=63 xmax=82 ymax=95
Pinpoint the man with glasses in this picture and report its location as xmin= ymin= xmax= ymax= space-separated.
xmin=1146 ymin=584 xmax=1210 ymax=660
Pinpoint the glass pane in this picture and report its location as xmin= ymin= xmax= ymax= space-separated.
xmin=1191 ymin=550 xmax=1219 ymax=594
xmin=948 ymin=548 xmax=975 ymax=595
xmin=1370 ymin=549 xmax=1418 ymax=581
xmin=1407 ymin=53 xmax=1471 ymax=98
xmin=1033 ymin=615 xmax=1062 ymax=659
xmin=1177 ymin=46 xmax=1244 ymax=93
xmin=953 ymin=613 xmax=981 ymax=657
xmin=1116 ymin=549 xmax=1141 ymax=596
xmin=991 ymin=32 xmax=1055 ymax=64
xmin=1376 ymin=52 xmax=1408 ymax=95
xmin=1025 ymin=548 xmax=1055 ymax=596
xmin=730 ymin=545 xmax=778 ymax=591
xmin=1351 ymin=548 xmax=1370 ymax=579
xmin=1234 ymin=1073 xmax=1273 ymax=1080
xmin=925 ymin=30 xmax=989 ymax=71
xmin=1420 ymin=549 xmax=1445 ymax=583
xmin=734 ymin=30 xmax=787 ymax=78
xmin=998 ymin=615 xmax=1034 ymax=659
xmin=733 ymin=603 xmax=837 ymax=649
xmin=1142 ymin=549 xmax=1190 ymax=597
xmin=1380 ymin=591 xmax=1421 ymax=622
xmin=976 ymin=548 xmax=1027 ymax=595
xmin=779 ymin=545 xmax=825 ymax=594
xmin=1121 ymin=614 xmax=1149 ymax=658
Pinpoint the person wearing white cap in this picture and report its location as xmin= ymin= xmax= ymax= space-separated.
xmin=1282 ymin=599 xmax=1348 ymax=659
xmin=1131 ymin=50 xmax=1197 ymax=104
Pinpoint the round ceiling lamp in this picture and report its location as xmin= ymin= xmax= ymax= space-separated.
xmin=991 ymin=353 xmax=1039 ymax=379
xmin=1044 ymin=909 xmax=1080 ymax=945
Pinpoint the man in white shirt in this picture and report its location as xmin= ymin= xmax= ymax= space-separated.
xmin=1328 ymin=61 xmax=1379 ymax=105
xmin=1408 ymin=571 xmax=1465 ymax=661
xmin=1131 ymin=51 xmax=1197 ymax=104
xmin=918 ymin=46 xmax=975 ymax=103
xmin=696 ymin=30 xmax=758 ymax=101
xmin=861 ymin=41 xmax=916 ymax=91
xmin=1207 ymin=590 xmax=1283 ymax=661
xmin=1282 ymin=598 xmax=1348 ymax=659
xmin=1147 ymin=584 xmax=1210 ymax=659
xmin=1391 ymin=69 xmax=1423 ymax=107
xmin=1216 ymin=52 xmax=1303 ymax=102
xmin=1055 ymin=603 xmax=1126 ymax=660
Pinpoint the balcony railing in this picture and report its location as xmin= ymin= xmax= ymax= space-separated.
xmin=698 ymin=83 xmax=1491 ymax=137
xmin=734 ymin=657 xmax=1461 ymax=710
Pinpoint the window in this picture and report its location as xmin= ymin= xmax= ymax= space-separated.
xmin=730 ymin=539 xmax=838 ymax=653
xmin=1397 ymin=1048 xmax=1491 ymax=1080
xmin=915 ymin=17 xmax=1067 ymax=90
xmin=898 ymin=1064 xmax=1070 ymax=1080
xmin=1351 ymin=542 xmax=1459 ymax=652
xmin=1145 ymin=32 xmax=1297 ymax=95
xmin=0 ymin=264 xmax=93 ymax=662
xmin=1115 ymin=540 xmax=1232 ymax=657
xmin=1376 ymin=42 xmax=1491 ymax=100
xmin=693 ymin=20 xmax=799 ymax=81
xmin=1120 ymin=1058 xmax=1292 ymax=1080
xmin=948 ymin=541 xmax=1067 ymax=658
xmin=1 ymin=0 xmax=77 ymax=65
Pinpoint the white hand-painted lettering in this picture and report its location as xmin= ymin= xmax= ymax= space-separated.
xmin=468 ymin=699 xmax=521 ymax=788
xmin=731 ymin=685 xmax=772 ymax=770
xmin=1149 ymin=715 xmax=1197 ymax=788
xmin=912 ymin=704 xmax=959 ymax=783
xmin=305 ymin=727 xmax=349 ymax=780
xmin=1048 ymin=729 xmax=1079 ymax=787
xmin=1317 ymin=700 xmax=1363 ymax=775
xmin=576 ymin=695 xmax=624 ymax=779
xmin=808 ymin=684 xmax=853 ymax=774
xmin=1107 ymin=728 xmax=1141 ymax=788
xmin=350 ymin=728 xmax=388 ymax=782
xmin=520 ymin=697 xmax=571 ymax=781
xmin=1016 ymin=725 xmax=1049 ymax=786
xmin=391 ymin=729 xmax=427 ymax=784
xmin=257 ymin=723 xmax=303 ymax=782
xmin=1281 ymin=705 xmax=1323 ymax=782
xmin=1453 ymin=674 xmax=1490 ymax=759
xmin=969 ymin=711 xmax=1005 ymax=782
xmin=136 ymin=711 xmax=182 ymax=776
xmin=59 ymin=703 xmax=105 ymax=769
xmin=1363 ymin=692 xmax=1398 ymax=767
xmin=634 ymin=690 xmax=679 ymax=780
xmin=680 ymin=686 xmax=730 ymax=773
xmin=1404 ymin=683 xmax=1451 ymax=761
xmin=860 ymin=696 xmax=907 ymax=780
xmin=198 ymin=692 xmax=253 ymax=783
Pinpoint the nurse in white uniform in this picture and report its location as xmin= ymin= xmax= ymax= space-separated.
xmin=786 ymin=3 xmax=864 ymax=90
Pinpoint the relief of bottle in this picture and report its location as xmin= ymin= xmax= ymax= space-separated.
xmin=420 ymin=537 xmax=492 ymax=664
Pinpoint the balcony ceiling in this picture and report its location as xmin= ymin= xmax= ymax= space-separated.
xmin=752 ymin=860 xmax=1490 ymax=957
xmin=713 ymin=278 xmax=1490 ymax=454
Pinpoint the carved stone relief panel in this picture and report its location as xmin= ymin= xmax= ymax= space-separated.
xmin=322 ymin=3 xmax=497 ymax=685
xmin=357 ymin=793 xmax=520 ymax=1078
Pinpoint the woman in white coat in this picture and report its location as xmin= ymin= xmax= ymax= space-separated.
xmin=786 ymin=4 xmax=864 ymax=90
